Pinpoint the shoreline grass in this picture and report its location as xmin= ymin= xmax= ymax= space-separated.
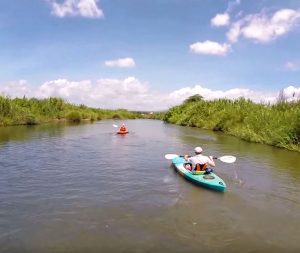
xmin=0 ymin=96 xmax=142 ymax=127
xmin=162 ymin=95 xmax=300 ymax=152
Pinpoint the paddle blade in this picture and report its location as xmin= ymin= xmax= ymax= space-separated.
xmin=218 ymin=156 xmax=236 ymax=163
xmin=164 ymin=154 xmax=178 ymax=160
xmin=113 ymin=124 xmax=118 ymax=128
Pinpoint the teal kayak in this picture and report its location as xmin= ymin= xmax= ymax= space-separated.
xmin=171 ymin=156 xmax=226 ymax=192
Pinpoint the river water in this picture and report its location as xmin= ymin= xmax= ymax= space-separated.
xmin=0 ymin=119 xmax=299 ymax=253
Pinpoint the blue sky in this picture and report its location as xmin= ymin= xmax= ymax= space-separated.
xmin=0 ymin=0 xmax=300 ymax=110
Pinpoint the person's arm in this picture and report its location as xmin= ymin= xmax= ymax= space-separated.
xmin=208 ymin=156 xmax=215 ymax=167
xmin=184 ymin=155 xmax=189 ymax=161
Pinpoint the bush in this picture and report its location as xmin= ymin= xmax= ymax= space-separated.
xmin=66 ymin=111 xmax=81 ymax=122
xmin=25 ymin=114 xmax=38 ymax=125
xmin=0 ymin=96 xmax=146 ymax=127
xmin=164 ymin=95 xmax=300 ymax=151
xmin=112 ymin=114 xmax=121 ymax=119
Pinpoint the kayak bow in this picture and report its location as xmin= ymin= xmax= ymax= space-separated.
xmin=117 ymin=130 xmax=129 ymax=134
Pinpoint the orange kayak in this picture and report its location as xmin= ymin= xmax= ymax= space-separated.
xmin=117 ymin=130 xmax=129 ymax=134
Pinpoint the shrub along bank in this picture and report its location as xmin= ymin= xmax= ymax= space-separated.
xmin=0 ymin=96 xmax=140 ymax=126
xmin=163 ymin=95 xmax=300 ymax=152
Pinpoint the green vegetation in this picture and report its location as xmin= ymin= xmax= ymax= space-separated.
xmin=2 ymin=95 xmax=299 ymax=152
xmin=0 ymin=96 xmax=141 ymax=126
xmin=163 ymin=95 xmax=300 ymax=152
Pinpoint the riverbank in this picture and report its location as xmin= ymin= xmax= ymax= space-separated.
xmin=0 ymin=96 xmax=142 ymax=127
xmin=162 ymin=95 xmax=300 ymax=152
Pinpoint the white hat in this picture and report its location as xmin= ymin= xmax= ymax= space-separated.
xmin=194 ymin=146 xmax=203 ymax=153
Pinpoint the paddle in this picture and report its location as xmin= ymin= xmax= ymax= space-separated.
xmin=164 ymin=154 xmax=236 ymax=163
xmin=113 ymin=124 xmax=118 ymax=128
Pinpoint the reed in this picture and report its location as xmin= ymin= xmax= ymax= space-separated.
xmin=0 ymin=96 xmax=141 ymax=127
xmin=163 ymin=95 xmax=300 ymax=152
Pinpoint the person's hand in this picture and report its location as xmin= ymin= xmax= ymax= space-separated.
xmin=184 ymin=155 xmax=189 ymax=160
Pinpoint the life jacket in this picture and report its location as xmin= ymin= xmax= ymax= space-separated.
xmin=194 ymin=163 xmax=208 ymax=171
xmin=119 ymin=127 xmax=127 ymax=132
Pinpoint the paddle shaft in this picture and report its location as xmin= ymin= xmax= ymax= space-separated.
xmin=164 ymin=154 xmax=236 ymax=163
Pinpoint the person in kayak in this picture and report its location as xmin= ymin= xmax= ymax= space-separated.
xmin=184 ymin=146 xmax=215 ymax=173
xmin=119 ymin=123 xmax=127 ymax=132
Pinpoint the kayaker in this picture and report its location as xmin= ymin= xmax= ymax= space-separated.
xmin=184 ymin=146 xmax=215 ymax=173
xmin=119 ymin=123 xmax=127 ymax=132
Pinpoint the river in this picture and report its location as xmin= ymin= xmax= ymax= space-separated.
xmin=0 ymin=119 xmax=299 ymax=253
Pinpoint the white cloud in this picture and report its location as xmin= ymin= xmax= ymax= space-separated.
xmin=278 ymin=85 xmax=300 ymax=101
xmin=227 ymin=8 xmax=300 ymax=43
xmin=169 ymin=85 xmax=276 ymax=104
xmin=0 ymin=79 xmax=299 ymax=111
xmin=0 ymin=77 xmax=167 ymax=111
xmin=190 ymin=40 xmax=231 ymax=56
xmin=35 ymin=77 xmax=150 ymax=109
xmin=49 ymin=0 xmax=103 ymax=18
xmin=285 ymin=61 xmax=300 ymax=71
xmin=211 ymin=13 xmax=230 ymax=27
xmin=104 ymin=58 xmax=136 ymax=68
xmin=226 ymin=22 xmax=242 ymax=43
xmin=0 ymin=80 xmax=34 ymax=98
xmin=36 ymin=79 xmax=93 ymax=100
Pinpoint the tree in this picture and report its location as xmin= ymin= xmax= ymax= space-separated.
xmin=183 ymin=94 xmax=204 ymax=104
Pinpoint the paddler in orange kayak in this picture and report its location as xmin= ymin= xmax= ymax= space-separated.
xmin=119 ymin=123 xmax=128 ymax=133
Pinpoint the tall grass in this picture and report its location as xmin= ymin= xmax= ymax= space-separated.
xmin=0 ymin=96 xmax=141 ymax=126
xmin=163 ymin=95 xmax=300 ymax=152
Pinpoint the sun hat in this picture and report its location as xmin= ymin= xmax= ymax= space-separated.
xmin=194 ymin=146 xmax=203 ymax=153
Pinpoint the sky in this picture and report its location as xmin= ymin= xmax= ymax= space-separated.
xmin=0 ymin=0 xmax=300 ymax=111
